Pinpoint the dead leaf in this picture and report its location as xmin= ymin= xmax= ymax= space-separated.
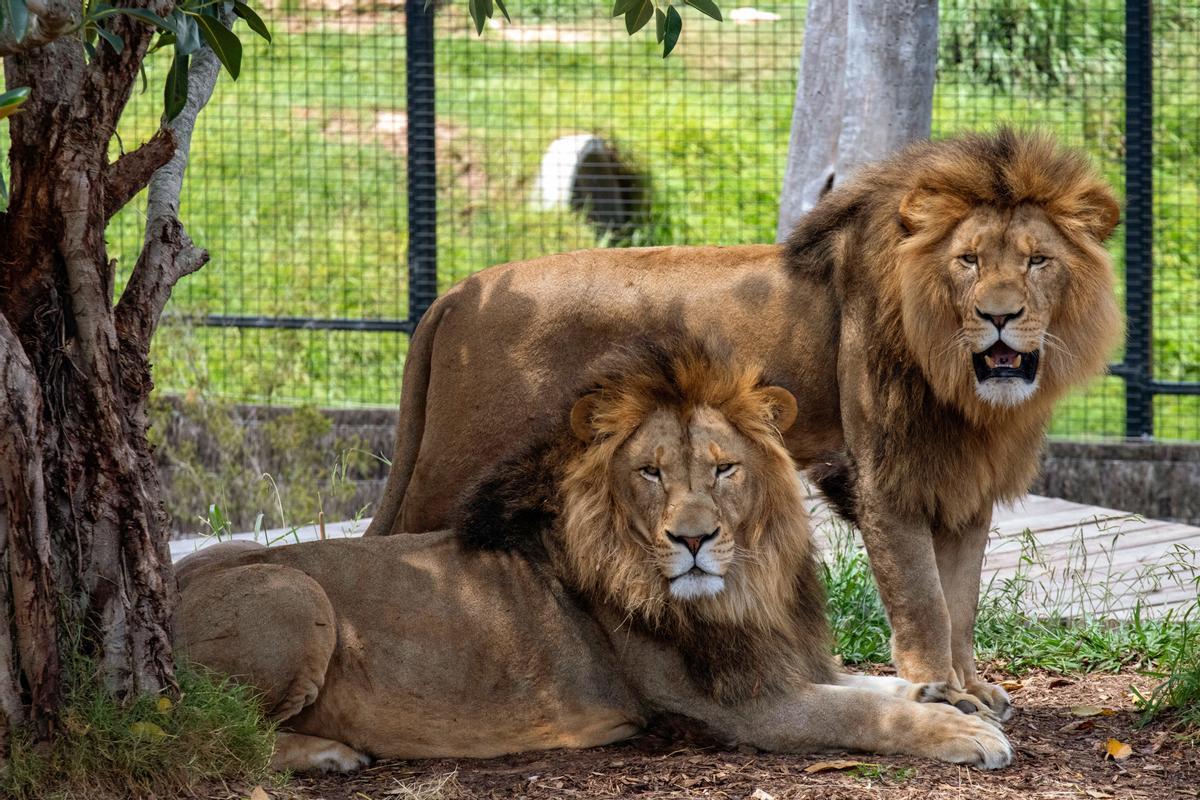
xmin=1071 ymin=705 xmax=1116 ymax=717
xmin=1150 ymin=732 xmax=1170 ymax=754
xmin=803 ymin=760 xmax=872 ymax=774
xmin=1105 ymin=738 xmax=1133 ymax=761
xmin=1049 ymin=677 xmax=1074 ymax=688
xmin=1000 ymin=680 xmax=1024 ymax=692
xmin=750 ymin=790 xmax=776 ymax=800
xmin=249 ymin=787 xmax=271 ymax=800
xmin=128 ymin=721 xmax=167 ymax=742
xmin=1059 ymin=718 xmax=1096 ymax=733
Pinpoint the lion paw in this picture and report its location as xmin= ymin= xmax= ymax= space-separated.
xmin=921 ymin=704 xmax=1014 ymax=770
xmin=912 ymin=682 xmax=1005 ymax=727
xmin=272 ymin=732 xmax=373 ymax=773
xmin=965 ymin=679 xmax=1014 ymax=722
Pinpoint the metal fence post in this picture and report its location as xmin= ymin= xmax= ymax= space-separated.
xmin=1122 ymin=0 xmax=1154 ymax=439
xmin=406 ymin=0 xmax=439 ymax=326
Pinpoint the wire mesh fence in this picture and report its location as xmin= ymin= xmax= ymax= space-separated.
xmin=111 ymin=0 xmax=1199 ymax=441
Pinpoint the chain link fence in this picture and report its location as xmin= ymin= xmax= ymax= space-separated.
xmin=112 ymin=0 xmax=1199 ymax=441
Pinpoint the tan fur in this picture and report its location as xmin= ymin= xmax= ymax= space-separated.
xmin=364 ymin=130 xmax=1122 ymax=718
xmin=176 ymin=341 xmax=1012 ymax=772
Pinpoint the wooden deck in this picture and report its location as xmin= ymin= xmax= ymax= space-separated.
xmin=170 ymin=494 xmax=1200 ymax=620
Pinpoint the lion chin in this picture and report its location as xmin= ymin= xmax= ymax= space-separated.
xmin=669 ymin=569 xmax=725 ymax=600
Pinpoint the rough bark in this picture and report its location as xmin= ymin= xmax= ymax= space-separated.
xmin=0 ymin=0 xmax=226 ymax=748
xmin=777 ymin=0 xmax=938 ymax=239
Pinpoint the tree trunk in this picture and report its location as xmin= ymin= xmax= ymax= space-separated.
xmin=0 ymin=1 xmax=218 ymax=751
xmin=777 ymin=0 xmax=939 ymax=239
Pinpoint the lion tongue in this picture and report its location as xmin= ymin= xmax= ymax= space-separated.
xmin=987 ymin=342 xmax=1020 ymax=369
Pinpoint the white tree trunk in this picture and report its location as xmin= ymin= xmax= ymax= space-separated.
xmin=777 ymin=0 xmax=938 ymax=240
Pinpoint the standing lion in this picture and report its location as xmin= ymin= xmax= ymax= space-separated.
xmin=176 ymin=339 xmax=1012 ymax=772
xmin=365 ymin=129 xmax=1123 ymax=719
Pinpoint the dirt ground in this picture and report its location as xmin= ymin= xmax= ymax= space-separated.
xmin=208 ymin=670 xmax=1199 ymax=800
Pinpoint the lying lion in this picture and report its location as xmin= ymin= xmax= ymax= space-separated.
xmin=176 ymin=338 xmax=1011 ymax=772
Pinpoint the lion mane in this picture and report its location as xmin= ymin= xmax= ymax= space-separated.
xmin=455 ymin=336 xmax=834 ymax=704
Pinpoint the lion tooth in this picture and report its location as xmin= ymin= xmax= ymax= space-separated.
xmin=984 ymin=355 xmax=996 ymax=369
xmin=1013 ymin=354 xmax=1023 ymax=369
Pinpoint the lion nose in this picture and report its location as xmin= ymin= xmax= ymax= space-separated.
xmin=666 ymin=528 xmax=719 ymax=555
xmin=975 ymin=307 xmax=1024 ymax=329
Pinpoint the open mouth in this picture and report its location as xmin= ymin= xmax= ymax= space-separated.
xmin=972 ymin=342 xmax=1039 ymax=383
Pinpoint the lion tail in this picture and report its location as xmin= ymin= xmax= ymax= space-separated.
xmin=808 ymin=452 xmax=860 ymax=529
xmin=364 ymin=297 xmax=449 ymax=537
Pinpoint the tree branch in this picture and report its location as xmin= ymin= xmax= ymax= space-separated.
xmin=115 ymin=11 xmax=229 ymax=357
xmin=0 ymin=0 xmax=81 ymax=58
xmin=103 ymin=127 xmax=177 ymax=222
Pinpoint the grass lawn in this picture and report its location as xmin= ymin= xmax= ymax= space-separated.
xmin=104 ymin=1 xmax=1199 ymax=439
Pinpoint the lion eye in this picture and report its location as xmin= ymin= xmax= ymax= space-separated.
xmin=715 ymin=463 xmax=739 ymax=479
xmin=639 ymin=466 xmax=661 ymax=482
xmin=959 ymin=254 xmax=978 ymax=265
xmin=1029 ymin=255 xmax=1047 ymax=267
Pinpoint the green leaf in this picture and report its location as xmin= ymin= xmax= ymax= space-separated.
xmin=0 ymin=168 xmax=6 ymax=208
xmin=684 ymin=0 xmax=722 ymax=21
xmin=95 ymin=24 xmax=124 ymax=54
xmin=467 ymin=0 xmax=485 ymax=34
xmin=164 ymin=52 xmax=189 ymax=120
xmin=655 ymin=6 xmax=665 ymax=42
xmin=662 ymin=4 xmax=682 ymax=56
xmin=494 ymin=0 xmax=510 ymax=23
xmin=108 ymin=6 xmax=178 ymax=34
xmin=6 ymin=0 xmax=29 ymax=41
xmin=233 ymin=1 xmax=271 ymax=43
xmin=194 ymin=13 xmax=242 ymax=80
xmin=625 ymin=0 xmax=652 ymax=34
xmin=149 ymin=31 xmax=176 ymax=54
xmin=0 ymin=86 xmax=30 ymax=121
xmin=611 ymin=0 xmax=636 ymax=17
xmin=83 ymin=39 xmax=98 ymax=60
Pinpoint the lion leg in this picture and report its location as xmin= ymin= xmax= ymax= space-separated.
xmin=175 ymin=562 xmax=338 ymax=723
xmin=855 ymin=506 xmax=956 ymax=687
xmin=934 ymin=511 xmax=1013 ymax=721
xmin=272 ymin=732 xmax=372 ymax=773
xmin=736 ymin=684 xmax=1012 ymax=769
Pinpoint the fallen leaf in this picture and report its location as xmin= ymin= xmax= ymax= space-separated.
xmin=750 ymin=790 xmax=776 ymax=800
xmin=1150 ymin=732 xmax=1170 ymax=754
xmin=1059 ymin=718 xmax=1096 ymax=733
xmin=803 ymin=760 xmax=871 ymax=774
xmin=1000 ymin=680 xmax=1024 ymax=692
xmin=249 ymin=787 xmax=271 ymax=800
xmin=1105 ymin=738 xmax=1133 ymax=761
xmin=128 ymin=721 xmax=167 ymax=741
xmin=156 ymin=696 xmax=173 ymax=714
xmin=1071 ymin=705 xmax=1116 ymax=717
xmin=1048 ymin=677 xmax=1074 ymax=688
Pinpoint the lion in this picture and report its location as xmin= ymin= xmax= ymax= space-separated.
xmin=175 ymin=338 xmax=1012 ymax=773
xmin=365 ymin=129 xmax=1123 ymax=720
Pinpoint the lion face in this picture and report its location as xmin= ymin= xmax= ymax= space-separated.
xmin=563 ymin=346 xmax=803 ymax=618
xmin=943 ymin=204 xmax=1073 ymax=407
xmin=611 ymin=406 xmax=756 ymax=601
xmin=898 ymin=171 xmax=1121 ymax=416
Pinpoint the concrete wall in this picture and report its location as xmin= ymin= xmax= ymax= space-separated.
xmin=157 ymin=402 xmax=1200 ymax=533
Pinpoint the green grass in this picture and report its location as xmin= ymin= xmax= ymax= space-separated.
xmin=821 ymin=520 xmax=1200 ymax=732
xmin=99 ymin=1 xmax=1200 ymax=438
xmin=0 ymin=657 xmax=274 ymax=800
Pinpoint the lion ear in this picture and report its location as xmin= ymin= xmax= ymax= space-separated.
xmin=760 ymin=386 xmax=798 ymax=433
xmin=898 ymin=188 xmax=970 ymax=234
xmin=1068 ymin=187 xmax=1121 ymax=243
xmin=570 ymin=393 xmax=601 ymax=442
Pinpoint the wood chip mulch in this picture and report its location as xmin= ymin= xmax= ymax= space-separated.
xmin=201 ymin=670 xmax=1199 ymax=800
